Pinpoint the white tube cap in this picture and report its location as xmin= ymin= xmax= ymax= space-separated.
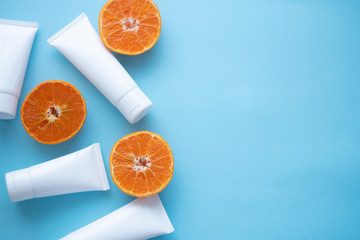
xmin=0 ymin=93 xmax=18 ymax=120
xmin=115 ymin=87 xmax=152 ymax=124
xmin=5 ymin=168 xmax=35 ymax=202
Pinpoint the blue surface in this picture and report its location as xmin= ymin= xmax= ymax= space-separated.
xmin=1 ymin=0 xmax=360 ymax=239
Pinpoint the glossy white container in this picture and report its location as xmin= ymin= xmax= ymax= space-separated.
xmin=48 ymin=13 xmax=152 ymax=124
xmin=5 ymin=143 xmax=110 ymax=202
xmin=61 ymin=194 xmax=174 ymax=240
xmin=0 ymin=19 xmax=38 ymax=119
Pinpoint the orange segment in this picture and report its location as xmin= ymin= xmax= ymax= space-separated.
xmin=110 ymin=131 xmax=174 ymax=197
xmin=21 ymin=80 xmax=86 ymax=144
xmin=99 ymin=0 xmax=161 ymax=55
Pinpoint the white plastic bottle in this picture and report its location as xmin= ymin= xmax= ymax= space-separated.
xmin=48 ymin=13 xmax=152 ymax=124
xmin=0 ymin=18 xmax=38 ymax=119
xmin=61 ymin=194 xmax=174 ymax=240
xmin=5 ymin=143 xmax=110 ymax=202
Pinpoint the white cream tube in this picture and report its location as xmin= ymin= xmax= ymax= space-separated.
xmin=0 ymin=19 xmax=38 ymax=119
xmin=61 ymin=194 xmax=174 ymax=240
xmin=5 ymin=143 xmax=110 ymax=203
xmin=47 ymin=13 xmax=152 ymax=124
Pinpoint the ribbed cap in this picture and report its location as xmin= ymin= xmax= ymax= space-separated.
xmin=0 ymin=93 xmax=18 ymax=119
xmin=115 ymin=87 xmax=152 ymax=124
xmin=6 ymin=168 xmax=35 ymax=202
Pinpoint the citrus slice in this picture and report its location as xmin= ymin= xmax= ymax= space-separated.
xmin=110 ymin=131 xmax=174 ymax=197
xmin=99 ymin=0 xmax=161 ymax=55
xmin=21 ymin=80 xmax=86 ymax=144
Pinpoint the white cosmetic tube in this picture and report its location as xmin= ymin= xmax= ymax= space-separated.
xmin=61 ymin=194 xmax=174 ymax=240
xmin=5 ymin=143 xmax=110 ymax=203
xmin=47 ymin=13 xmax=152 ymax=124
xmin=0 ymin=19 xmax=38 ymax=119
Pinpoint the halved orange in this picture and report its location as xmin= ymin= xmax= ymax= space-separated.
xmin=110 ymin=131 xmax=174 ymax=197
xmin=99 ymin=0 xmax=161 ymax=55
xmin=21 ymin=80 xmax=86 ymax=144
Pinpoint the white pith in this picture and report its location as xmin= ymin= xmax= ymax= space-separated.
xmin=132 ymin=155 xmax=151 ymax=172
xmin=121 ymin=17 xmax=140 ymax=32
xmin=45 ymin=106 xmax=62 ymax=122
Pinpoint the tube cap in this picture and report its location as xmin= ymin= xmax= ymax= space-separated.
xmin=0 ymin=93 xmax=18 ymax=120
xmin=115 ymin=87 xmax=153 ymax=124
xmin=5 ymin=169 xmax=35 ymax=202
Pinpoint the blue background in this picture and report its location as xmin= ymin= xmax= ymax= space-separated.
xmin=1 ymin=0 xmax=360 ymax=239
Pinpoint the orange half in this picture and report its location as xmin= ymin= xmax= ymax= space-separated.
xmin=99 ymin=0 xmax=162 ymax=55
xmin=21 ymin=80 xmax=86 ymax=144
xmin=110 ymin=131 xmax=174 ymax=197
